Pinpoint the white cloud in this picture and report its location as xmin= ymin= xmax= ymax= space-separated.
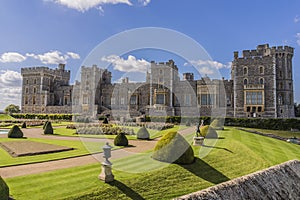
xmin=26 ymin=51 xmax=80 ymax=64
xmin=185 ymin=60 xmax=231 ymax=69
xmin=67 ymin=52 xmax=81 ymax=59
xmin=294 ymin=15 xmax=300 ymax=23
xmin=49 ymin=0 xmax=132 ymax=12
xmin=139 ymin=0 xmax=151 ymax=6
xmin=0 ymin=70 xmax=22 ymax=110
xmin=102 ymin=55 xmax=150 ymax=73
xmin=296 ymin=33 xmax=300 ymax=46
xmin=0 ymin=52 xmax=26 ymax=63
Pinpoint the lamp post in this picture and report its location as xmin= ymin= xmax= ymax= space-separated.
xmin=98 ymin=142 xmax=114 ymax=183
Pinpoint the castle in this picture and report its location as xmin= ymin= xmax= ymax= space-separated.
xmin=21 ymin=44 xmax=295 ymax=118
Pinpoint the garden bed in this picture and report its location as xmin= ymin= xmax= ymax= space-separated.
xmin=0 ymin=141 xmax=74 ymax=157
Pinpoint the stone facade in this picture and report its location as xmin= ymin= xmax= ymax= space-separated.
xmin=21 ymin=44 xmax=295 ymax=119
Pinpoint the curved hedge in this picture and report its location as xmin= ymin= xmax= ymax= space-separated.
xmin=0 ymin=176 xmax=9 ymax=200
xmin=114 ymin=132 xmax=128 ymax=146
xmin=200 ymin=125 xmax=218 ymax=138
xmin=152 ymin=131 xmax=194 ymax=164
xmin=137 ymin=127 xmax=150 ymax=140
xmin=44 ymin=121 xmax=53 ymax=134
xmin=8 ymin=125 xmax=23 ymax=138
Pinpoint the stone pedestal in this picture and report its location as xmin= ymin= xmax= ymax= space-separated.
xmin=98 ymin=163 xmax=114 ymax=183
xmin=193 ymin=137 xmax=204 ymax=146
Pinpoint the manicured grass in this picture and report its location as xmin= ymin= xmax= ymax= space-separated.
xmin=5 ymin=127 xmax=300 ymax=200
xmin=0 ymin=137 xmax=110 ymax=167
xmin=0 ymin=114 xmax=15 ymax=121
xmin=243 ymin=127 xmax=300 ymax=139
xmin=53 ymin=125 xmax=186 ymax=140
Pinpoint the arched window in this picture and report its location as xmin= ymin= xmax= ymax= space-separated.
xmin=259 ymin=66 xmax=264 ymax=74
xmin=259 ymin=78 xmax=264 ymax=85
xmin=243 ymin=67 xmax=248 ymax=75
xmin=243 ymin=78 xmax=248 ymax=85
xmin=278 ymin=94 xmax=283 ymax=105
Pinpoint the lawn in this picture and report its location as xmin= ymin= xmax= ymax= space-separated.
xmin=0 ymin=114 xmax=15 ymax=121
xmin=0 ymin=137 xmax=110 ymax=167
xmin=5 ymin=127 xmax=300 ymax=200
xmin=243 ymin=127 xmax=300 ymax=139
xmin=53 ymin=125 xmax=186 ymax=140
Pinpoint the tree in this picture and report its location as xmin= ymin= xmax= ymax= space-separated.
xmin=4 ymin=104 xmax=20 ymax=114
xmin=295 ymin=103 xmax=300 ymax=117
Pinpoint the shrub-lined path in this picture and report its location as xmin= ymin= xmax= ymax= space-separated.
xmin=0 ymin=127 xmax=195 ymax=178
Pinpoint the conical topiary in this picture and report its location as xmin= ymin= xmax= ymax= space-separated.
xmin=44 ymin=121 xmax=53 ymax=134
xmin=43 ymin=121 xmax=49 ymax=130
xmin=152 ymin=131 xmax=194 ymax=164
xmin=210 ymin=118 xmax=224 ymax=130
xmin=137 ymin=127 xmax=150 ymax=140
xmin=103 ymin=118 xmax=109 ymax=124
xmin=21 ymin=122 xmax=27 ymax=128
xmin=200 ymin=125 xmax=218 ymax=138
xmin=0 ymin=176 xmax=9 ymax=200
xmin=114 ymin=132 xmax=128 ymax=146
xmin=8 ymin=125 xmax=23 ymax=138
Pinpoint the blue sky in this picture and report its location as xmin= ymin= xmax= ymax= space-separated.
xmin=1 ymin=0 xmax=300 ymax=110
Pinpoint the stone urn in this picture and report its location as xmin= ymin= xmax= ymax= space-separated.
xmin=193 ymin=136 xmax=204 ymax=146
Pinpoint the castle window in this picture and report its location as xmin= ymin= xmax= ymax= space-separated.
xmin=120 ymin=98 xmax=125 ymax=105
xmin=243 ymin=67 xmax=248 ymax=75
xmin=201 ymin=94 xmax=214 ymax=105
xmin=26 ymin=79 xmax=29 ymax=84
xmin=245 ymin=91 xmax=263 ymax=105
xmin=279 ymin=71 xmax=282 ymax=78
xmin=279 ymin=82 xmax=283 ymax=89
xmin=159 ymin=69 xmax=163 ymax=75
xmin=64 ymin=97 xmax=68 ymax=105
xmin=259 ymin=66 xmax=264 ymax=74
xmin=184 ymin=94 xmax=191 ymax=106
xmin=278 ymin=94 xmax=283 ymax=105
xmin=289 ymin=83 xmax=292 ymax=89
xmin=34 ymin=79 xmax=37 ymax=84
xmin=243 ymin=79 xmax=248 ymax=85
xmin=259 ymin=78 xmax=264 ymax=85
xmin=130 ymin=95 xmax=137 ymax=105
xmin=33 ymin=87 xmax=37 ymax=94
xmin=33 ymin=96 xmax=36 ymax=105
xmin=290 ymin=94 xmax=293 ymax=105
xmin=156 ymin=94 xmax=164 ymax=105
xmin=25 ymin=96 xmax=28 ymax=105
xmin=25 ymin=88 xmax=29 ymax=93
xmin=111 ymin=98 xmax=116 ymax=105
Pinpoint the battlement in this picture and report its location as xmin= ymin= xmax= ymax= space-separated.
xmin=151 ymin=59 xmax=178 ymax=71
xmin=235 ymin=44 xmax=294 ymax=59
xmin=21 ymin=64 xmax=70 ymax=76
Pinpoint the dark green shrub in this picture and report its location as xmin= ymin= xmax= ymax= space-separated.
xmin=8 ymin=125 xmax=23 ymax=138
xmin=152 ymin=131 xmax=194 ymax=164
xmin=43 ymin=121 xmax=49 ymax=129
xmin=0 ymin=176 xmax=9 ymax=200
xmin=137 ymin=127 xmax=150 ymax=140
xmin=114 ymin=132 xmax=128 ymax=146
xmin=103 ymin=118 xmax=109 ymax=124
xmin=21 ymin=122 xmax=27 ymax=128
xmin=44 ymin=121 xmax=53 ymax=134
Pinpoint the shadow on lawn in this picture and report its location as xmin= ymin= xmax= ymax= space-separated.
xmin=202 ymin=145 xmax=233 ymax=153
xmin=180 ymin=158 xmax=230 ymax=184
xmin=109 ymin=180 xmax=145 ymax=200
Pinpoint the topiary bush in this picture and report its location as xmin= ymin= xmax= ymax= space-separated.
xmin=200 ymin=125 xmax=218 ymax=138
xmin=114 ymin=132 xmax=128 ymax=146
xmin=0 ymin=176 xmax=9 ymax=200
xmin=152 ymin=131 xmax=194 ymax=164
xmin=44 ymin=121 xmax=53 ymax=134
xmin=43 ymin=121 xmax=49 ymax=129
xmin=137 ymin=127 xmax=150 ymax=140
xmin=103 ymin=118 xmax=109 ymax=124
xmin=210 ymin=118 xmax=224 ymax=130
xmin=21 ymin=122 xmax=27 ymax=128
xmin=8 ymin=125 xmax=23 ymax=138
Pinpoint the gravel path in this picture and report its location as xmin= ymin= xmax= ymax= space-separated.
xmin=0 ymin=126 xmax=195 ymax=178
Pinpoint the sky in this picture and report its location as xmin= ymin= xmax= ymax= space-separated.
xmin=1 ymin=0 xmax=300 ymax=110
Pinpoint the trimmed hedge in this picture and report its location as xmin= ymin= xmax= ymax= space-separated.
xmin=152 ymin=131 xmax=194 ymax=164
xmin=0 ymin=176 xmax=9 ymax=200
xmin=43 ymin=121 xmax=49 ymax=130
xmin=8 ymin=125 xmax=23 ymax=138
xmin=137 ymin=127 xmax=150 ymax=140
xmin=210 ymin=118 xmax=224 ymax=130
xmin=11 ymin=113 xmax=73 ymax=120
xmin=114 ymin=132 xmax=128 ymax=146
xmin=44 ymin=121 xmax=53 ymax=134
xmin=200 ymin=125 xmax=218 ymax=138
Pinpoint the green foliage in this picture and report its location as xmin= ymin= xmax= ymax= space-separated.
xmin=103 ymin=118 xmax=109 ymax=124
xmin=152 ymin=131 xmax=194 ymax=164
xmin=210 ymin=118 xmax=224 ymax=130
xmin=4 ymin=104 xmax=20 ymax=114
xmin=114 ymin=132 xmax=128 ymax=146
xmin=137 ymin=127 xmax=150 ymax=140
xmin=0 ymin=114 xmax=15 ymax=121
xmin=11 ymin=113 xmax=73 ymax=120
xmin=43 ymin=121 xmax=49 ymax=130
xmin=8 ymin=125 xmax=23 ymax=138
xmin=0 ymin=176 xmax=9 ymax=200
xmin=21 ymin=122 xmax=27 ymax=128
xmin=44 ymin=122 xmax=53 ymax=134
xmin=145 ymin=116 xmax=211 ymax=125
